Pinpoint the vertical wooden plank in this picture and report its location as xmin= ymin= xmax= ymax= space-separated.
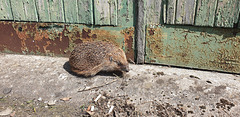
xmin=135 ymin=0 xmax=146 ymax=64
xmin=22 ymin=0 xmax=38 ymax=21
xmin=48 ymin=0 xmax=65 ymax=22
xmin=165 ymin=0 xmax=177 ymax=24
xmin=109 ymin=0 xmax=117 ymax=25
xmin=10 ymin=0 xmax=38 ymax=21
xmin=215 ymin=0 xmax=240 ymax=28
xmin=94 ymin=0 xmax=116 ymax=25
xmin=94 ymin=0 xmax=110 ymax=25
xmin=175 ymin=0 xmax=197 ymax=25
xmin=78 ymin=0 xmax=93 ymax=24
xmin=35 ymin=0 xmax=50 ymax=22
xmin=117 ymin=0 xmax=134 ymax=26
xmin=0 ymin=0 xmax=13 ymax=20
xmin=146 ymin=0 xmax=162 ymax=24
xmin=195 ymin=0 xmax=218 ymax=27
xmin=63 ymin=0 xmax=78 ymax=23
xmin=10 ymin=0 xmax=26 ymax=21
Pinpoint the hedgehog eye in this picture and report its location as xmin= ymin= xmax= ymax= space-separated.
xmin=117 ymin=61 xmax=122 ymax=66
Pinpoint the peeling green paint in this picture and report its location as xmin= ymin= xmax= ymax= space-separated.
xmin=0 ymin=0 xmax=13 ymax=20
xmin=195 ymin=0 xmax=218 ymax=27
xmin=146 ymin=25 xmax=240 ymax=73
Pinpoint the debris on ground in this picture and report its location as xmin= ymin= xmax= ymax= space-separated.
xmin=1 ymin=54 xmax=240 ymax=116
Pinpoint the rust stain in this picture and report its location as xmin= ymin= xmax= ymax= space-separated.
xmin=146 ymin=27 xmax=164 ymax=59
xmin=82 ymin=29 xmax=91 ymax=39
xmin=43 ymin=41 xmax=51 ymax=53
xmin=0 ymin=21 xmax=70 ymax=56
xmin=121 ymin=27 xmax=135 ymax=62
xmin=0 ymin=21 xmax=135 ymax=61
xmin=0 ymin=22 xmax=22 ymax=53
xmin=148 ymin=28 xmax=155 ymax=35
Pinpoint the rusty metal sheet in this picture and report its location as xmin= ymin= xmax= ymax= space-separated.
xmin=145 ymin=25 xmax=240 ymax=73
xmin=0 ymin=21 xmax=135 ymax=61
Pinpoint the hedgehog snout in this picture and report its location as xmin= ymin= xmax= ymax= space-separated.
xmin=122 ymin=65 xmax=130 ymax=72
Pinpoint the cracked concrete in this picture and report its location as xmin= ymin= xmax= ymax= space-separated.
xmin=0 ymin=53 xmax=240 ymax=116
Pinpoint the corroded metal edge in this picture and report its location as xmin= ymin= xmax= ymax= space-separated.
xmin=0 ymin=21 xmax=135 ymax=61
xmin=145 ymin=24 xmax=240 ymax=73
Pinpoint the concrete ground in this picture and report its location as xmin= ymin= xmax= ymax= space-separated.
xmin=0 ymin=53 xmax=240 ymax=116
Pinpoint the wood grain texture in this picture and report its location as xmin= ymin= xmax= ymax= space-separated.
xmin=22 ymin=0 xmax=38 ymax=21
xmin=195 ymin=0 xmax=218 ymax=27
xmin=11 ymin=0 xmax=38 ymax=21
xmin=165 ymin=0 xmax=177 ymax=24
xmin=215 ymin=0 xmax=240 ymax=28
xmin=78 ymin=0 xmax=93 ymax=24
xmin=63 ymin=0 xmax=78 ymax=23
xmin=146 ymin=0 xmax=162 ymax=24
xmin=136 ymin=0 xmax=146 ymax=64
xmin=117 ymin=0 xmax=134 ymax=26
xmin=10 ymin=0 xmax=26 ymax=21
xmin=0 ymin=0 xmax=13 ymax=20
xmin=94 ymin=0 xmax=112 ymax=25
xmin=35 ymin=0 xmax=50 ymax=22
xmin=109 ymin=0 xmax=117 ymax=25
xmin=175 ymin=0 xmax=197 ymax=25
xmin=48 ymin=0 xmax=65 ymax=22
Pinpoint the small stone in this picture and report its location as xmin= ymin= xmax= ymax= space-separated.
xmin=38 ymin=97 xmax=42 ymax=101
xmin=60 ymin=97 xmax=71 ymax=101
xmin=58 ymin=73 xmax=68 ymax=80
xmin=3 ymin=88 xmax=12 ymax=94
xmin=47 ymin=100 xmax=56 ymax=106
xmin=0 ymin=107 xmax=12 ymax=116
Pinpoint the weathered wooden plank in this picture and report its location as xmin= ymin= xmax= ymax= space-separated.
xmin=22 ymin=0 xmax=38 ymax=21
xmin=11 ymin=0 xmax=38 ymax=21
xmin=94 ymin=0 xmax=110 ymax=25
xmin=215 ymin=0 xmax=240 ymax=28
xmin=136 ymin=0 xmax=146 ymax=64
xmin=195 ymin=0 xmax=218 ymax=27
xmin=94 ymin=0 xmax=117 ymax=25
xmin=109 ymin=0 xmax=117 ymax=25
xmin=175 ymin=0 xmax=197 ymax=25
xmin=35 ymin=0 xmax=50 ymax=22
xmin=0 ymin=0 xmax=13 ymax=20
xmin=63 ymin=0 xmax=78 ymax=23
xmin=117 ymin=0 xmax=134 ymax=26
xmin=146 ymin=0 xmax=162 ymax=24
xmin=165 ymin=0 xmax=177 ymax=24
xmin=48 ymin=0 xmax=65 ymax=22
xmin=10 ymin=0 xmax=26 ymax=21
xmin=77 ymin=0 xmax=93 ymax=24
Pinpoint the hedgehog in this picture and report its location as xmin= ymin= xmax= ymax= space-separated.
xmin=69 ymin=41 xmax=129 ymax=77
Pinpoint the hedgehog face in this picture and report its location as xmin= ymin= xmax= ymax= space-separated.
xmin=108 ymin=49 xmax=129 ymax=72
